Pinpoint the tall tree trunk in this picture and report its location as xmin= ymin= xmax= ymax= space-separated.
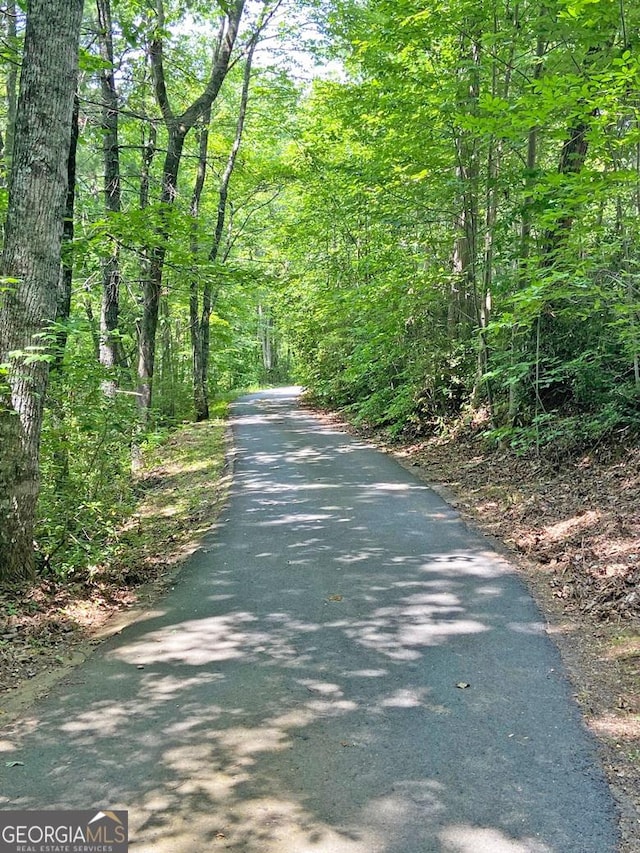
xmin=542 ymin=112 xmax=597 ymax=264
xmin=449 ymin=27 xmax=480 ymax=343
xmin=209 ymin=39 xmax=256 ymax=266
xmin=189 ymin=108 xmax=211 ymax=422
xmin=54 ymin=93 xmax=80 ymax=369
xmin=258 ymin=304 xmax=275 ymax=374
xmin=159 ymin=293 xmax=175 ymax=420
xmin=473 ymin=133 xmax=497 ymax=418
xmin=97 ymin=0 xmax=123 ymax=385
xmin=509 ymin=32 xmax=545 ymax=424
xmin=472 ymin=1 xmax=516 ymax=420
xmin=633 ymin=132 xmax=640 ymax=389
xmin=137 ymin=0 xmax=245 ymax=417
xmin=5 ymin=1 xmax=17 ymax=174
xmin=0 ymin=2 xmax=18 ymax=240
xmin=50 ymin=94 xmax=80 ymax=492
xmin=192 ymin=38 xmax=256 ymax=422
xmin=617 ymin=184 xmax=640 ymax=390
xmin=137 ymin=121 xmax=156 ymax=370
xmin=541 ymin=44 xmax=606 ymax=264
xmin=130 ymin=123 xmax=157 ymax=472
xmin=0 ymin=0 xmax=84 ymax=584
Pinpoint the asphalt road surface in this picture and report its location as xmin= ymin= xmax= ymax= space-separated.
xmin=0 ymin=388 xmax=620 ymax=852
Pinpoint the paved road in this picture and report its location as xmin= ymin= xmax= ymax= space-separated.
xmin=0 ymin=388 xmax=619 ymax=852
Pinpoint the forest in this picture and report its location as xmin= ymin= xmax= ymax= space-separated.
xmin=1 ymin=0 xmax=639 ymax=585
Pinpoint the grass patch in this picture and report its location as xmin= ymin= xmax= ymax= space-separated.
xmin=0 ymin=402 xmax=233 ymax=696
xmin=111 ymin=405 xmax=232 ymax=585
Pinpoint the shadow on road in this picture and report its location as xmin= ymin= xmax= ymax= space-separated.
xmin=0 ymin=390 xmax=617 ymax=853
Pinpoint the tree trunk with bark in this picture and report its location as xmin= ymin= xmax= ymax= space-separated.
xmin=50 ymin=94 xmax=80 ymax=493
xmin=448 ymin=25 xmax=481 ymax=344
xmin=97 ymin=0 xmax=123 ymax=386
xmin=0 ymin=0 xmax=84 ymax=584
xmin=189 ymin=108 xmax=211 ymax=422
xmin=190 ymin=38 xmax=256 ymax=422
xmin=54 ymin=93 xmax=80 ymax=370
xmin=138 ymin=0 xmax=245 ymax=417
xmin=542 ymin=112 xmax=597 ymax=264
xmin=5 ymin=1 xmax=17 ymax=174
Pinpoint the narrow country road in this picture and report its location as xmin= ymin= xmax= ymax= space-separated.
xmin=0 ymin=388 xmax=619 ymax=852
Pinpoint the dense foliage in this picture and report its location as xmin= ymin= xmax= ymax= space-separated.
xmin=0 ymin=0 xmax=297 ymax=580
xmin=1 ymin=0 xmax=639 ymax=581
xmin=283 ymin=0 xmax=640 ymax=452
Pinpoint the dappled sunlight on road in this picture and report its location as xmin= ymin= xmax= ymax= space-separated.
xmin=440 ymin=825 xmax=553 ymax=852
xmin=0 ymin=557 xmax=588 ymax=852
xmin=131 ymin=795 xmax=384 ymax=853
xmin=111 ymin=612 xmax=315 ymax=667
xmin=332 ymin=586 xmax=490 ymax=661
xmin=0 ymin=389 xmax=617 ymax=852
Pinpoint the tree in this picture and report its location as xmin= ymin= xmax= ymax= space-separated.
xmin=138 ymin=0 xmax=246 ymax=415
xmin=190 ymin=37 xmax=257 ymax=421
xmin=0 ymin=0 xmax=85 ymax=582
xmin=277 ymin=0 xmax=640 ymax=449
xmin=96 ymin=0 xmax=124 ymax=385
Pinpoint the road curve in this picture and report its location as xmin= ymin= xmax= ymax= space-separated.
xmin=0 ymin=388 xmax=619 ymax=852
